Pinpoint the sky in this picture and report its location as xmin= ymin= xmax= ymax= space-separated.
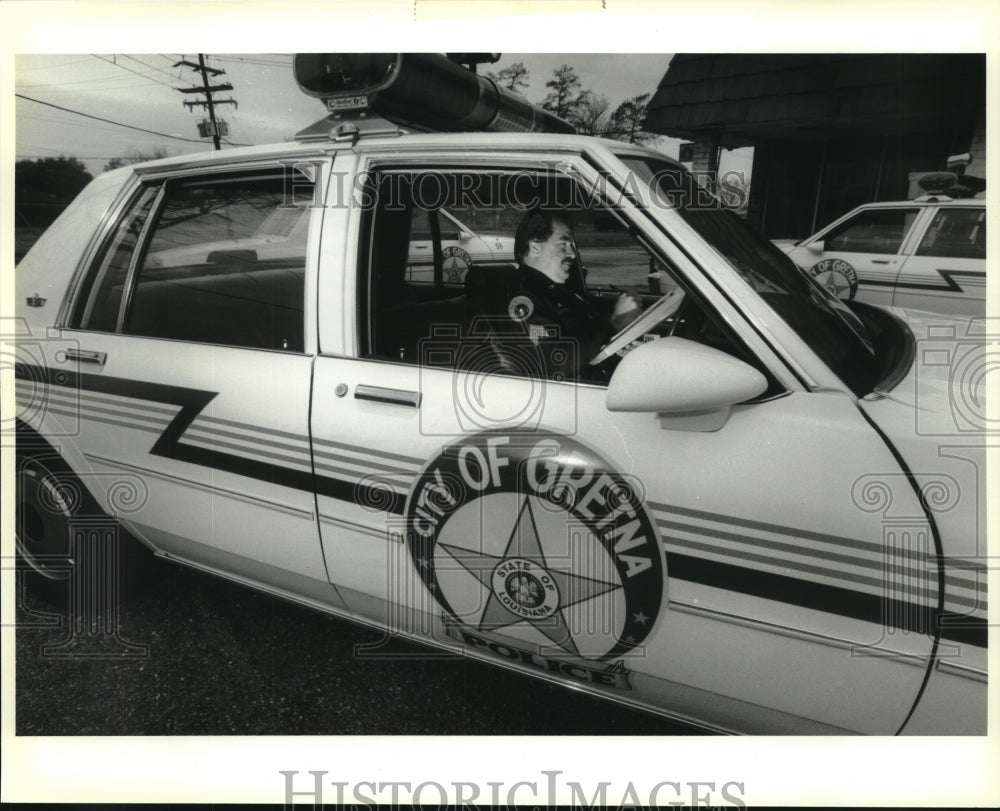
xmin=14 ymin=53 xmax=752 ymax=180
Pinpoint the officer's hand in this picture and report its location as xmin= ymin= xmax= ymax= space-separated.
xmin=611 ymin=293 xmax=641 ymax=331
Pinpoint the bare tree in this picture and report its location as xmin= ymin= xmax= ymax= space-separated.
xmin=487 ymin=61 xmax=529 ymax=93
xmin=103 ymin=145 xmax=171 ymax=173
xmin=542 ymin=64 xmax=584 ymax=120
xmin=569 ymin=91 xmax=611 ymax=136
xmin=606 ymin=93 xmax=654 ymax=145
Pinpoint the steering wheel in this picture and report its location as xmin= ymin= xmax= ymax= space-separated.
xmin=589 ymin=289 xmax=686 ymax=366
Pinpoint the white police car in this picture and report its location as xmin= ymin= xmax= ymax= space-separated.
xmin=405 ymin=207 xmax=515 ymax=285
xmin=13 ymin=53 xmax=989 ymax=734
xmin=782 ymin=186 xmax=987 ymax=317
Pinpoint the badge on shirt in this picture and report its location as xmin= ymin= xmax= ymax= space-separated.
xmin=508 ymin=295 xmax=534 ymax=321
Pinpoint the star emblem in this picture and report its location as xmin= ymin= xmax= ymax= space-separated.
xmin=632 ymin=611 xmax=649 ymax=625
xmin=443 ymin=256 xmax=466 ymax=283
xmin=437 ymin=497 xmax=621 ymax=656
xmin=815 ymin=270 xmax=850 ymax=298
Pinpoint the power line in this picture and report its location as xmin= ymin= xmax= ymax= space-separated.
xmin=120 ymin=54 xmax=191 ymax=83
xmin=16 ymin=75 xmax=154 ymax=90
xmin=16 ymin=93 xmax=206 ymax=143
xmin=18 ymin=111 xmax=157 ymax=134
xmin=90 ymin=54 xmax=180 ymax=91
xmin=212 ymin=55 xmax=292 ymax=68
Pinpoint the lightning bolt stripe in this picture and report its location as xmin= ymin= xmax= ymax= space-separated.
xmin=14 ymin=363 xmax=404 ymax=512
xmin=860 ymin=268 xmax=986 ymax=293
xmin=650 ymin=502 xmax=986 ymax=647
xmin=16 ymin=383 xmax=178 ymax=432
xmin=312 ymin=436 xmax=425 ymax=469
xmin=650 ymin=501 xmax=985 ymax=613
xmin=15 ymin=364 xmax=985 ymax=648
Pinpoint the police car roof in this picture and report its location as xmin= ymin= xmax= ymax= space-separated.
xmin=126 ymin=132 xmax=682 ymax=176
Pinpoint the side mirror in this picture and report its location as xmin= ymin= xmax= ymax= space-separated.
xmin=606 ymin=338 xmax=768 ymax=431
xmin=459 ymin=230 xmax=473 ymax=243
xmin=806 ymin=239 xmax=825 ymax=253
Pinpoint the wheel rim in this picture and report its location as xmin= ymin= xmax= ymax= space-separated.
xmin=16 ymin=459 xmax=75 ymax=580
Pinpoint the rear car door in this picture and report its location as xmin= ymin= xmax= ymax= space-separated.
xmin=311 ymin=149 xmax=937 ymax=733
xmin=891 ymin=205 xmax=987 ymax=315
xmin=55 ymin=160 xmax=336 ymax=600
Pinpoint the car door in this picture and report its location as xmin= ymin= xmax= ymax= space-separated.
xmin=793 ymin=205 xmax=923 ymax=309
xmin=57 ymin=160 xmax=337 ymax=601
xmin=311 ymin=150 xmax=936 ymax=733
xmin=891 ymin=205 xmax=987 ymax=315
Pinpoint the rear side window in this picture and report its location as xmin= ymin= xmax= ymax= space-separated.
xmin=915 ymin=208 xmax=986 ymax=260
xmin=73 ymin=165 xmax=316 ymax=352
xmin=823 ymin=207 xmax=919 ymax=254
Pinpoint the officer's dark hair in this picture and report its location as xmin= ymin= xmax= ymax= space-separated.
xmin=514 ymin=210 xmax=572 ymax=262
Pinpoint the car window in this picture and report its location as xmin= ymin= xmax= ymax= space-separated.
xmin=823 ymin=207 xmax=919 ymax=254
xmin=360 ymin=166 xmax=768 ymax=388
xmin=410 ymin=207 xmax=461 ymax=242
xmin=915 ymin=208 xmax=986 ymax=260
xmin=119 ymin=167 xmax=314 ymax=352
xmin=71 ymin=186 xmax=159 ymax=332
xmin=619 ymin=154 xmax=885 ymax=397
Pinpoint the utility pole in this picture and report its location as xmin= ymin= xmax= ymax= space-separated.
xmin=174 ymin=54 xmax=237 ymax=150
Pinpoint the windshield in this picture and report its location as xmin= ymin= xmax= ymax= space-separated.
xmin=618 ymin=155 xmax=881 ymax=395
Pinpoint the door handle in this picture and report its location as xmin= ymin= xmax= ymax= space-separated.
xmin=64 ymin=349 xmax=107 ymax=366
xmin=355 ymin=384 xmax=421 ymax=408
xmin=871 ymin=259 xmax=893 ymax=265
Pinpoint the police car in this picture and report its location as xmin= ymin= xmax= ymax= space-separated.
xmin=405 ymin=207 xmax=515 ymax=285
xmin=782 ymin=185 xmax=987 ymax=317
xmin=13 ymin=53 xmax=988 ymax=734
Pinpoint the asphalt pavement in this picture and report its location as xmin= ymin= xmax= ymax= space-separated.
xmin=15 ymin=560 xmax=705 ymax=735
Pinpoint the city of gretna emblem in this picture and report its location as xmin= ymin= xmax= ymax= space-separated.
xmin=405 ymin=432 xmax=664 ymax=670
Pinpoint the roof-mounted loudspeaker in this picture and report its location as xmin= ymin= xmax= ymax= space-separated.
xmin=293 ymin=53 xmax=575 ymax=140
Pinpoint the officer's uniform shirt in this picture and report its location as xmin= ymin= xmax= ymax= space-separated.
xmin=507 ymin=264 xmax=616 ymax=379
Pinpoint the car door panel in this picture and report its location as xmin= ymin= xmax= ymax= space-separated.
xmin=48 ymin=162 xmax=338 ymax=602
xmin=55 ymin=334 xmax=327 ymax=581
xmin=891 ymin=207 xmax=987 ymax=315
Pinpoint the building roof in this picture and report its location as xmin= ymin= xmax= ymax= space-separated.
xmin=645 ymin=54 xmax=985 ymax=147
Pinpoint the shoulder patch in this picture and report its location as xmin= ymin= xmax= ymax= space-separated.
xmin=508 ymin=295 xmax=534 ymax=321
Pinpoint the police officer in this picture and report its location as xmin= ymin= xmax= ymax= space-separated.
xmin=508 ymin=210 xmax=640 ymax=379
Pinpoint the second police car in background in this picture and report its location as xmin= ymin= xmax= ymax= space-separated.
xmin=14 ymin=53 xmax=989 ymax=735
xmin=782 ymin=186 xmax=987 ymax=317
